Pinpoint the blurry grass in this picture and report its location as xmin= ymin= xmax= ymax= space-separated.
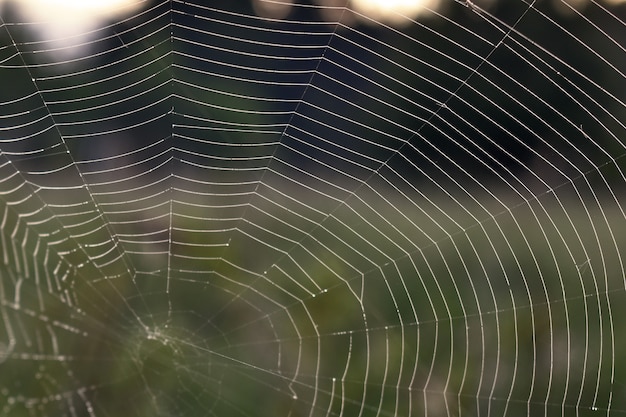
xmin=1 ymin=185 xmax=626 ymax=416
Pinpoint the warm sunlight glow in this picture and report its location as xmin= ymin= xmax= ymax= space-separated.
xmin=1 ymin=0 xmax=144 ymax=54
xmin=351 ymin=0 xmax=441 ymax=23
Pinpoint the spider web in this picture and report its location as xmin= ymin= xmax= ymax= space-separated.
xmin=1 ymin=0 xmax=626 ymax=416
